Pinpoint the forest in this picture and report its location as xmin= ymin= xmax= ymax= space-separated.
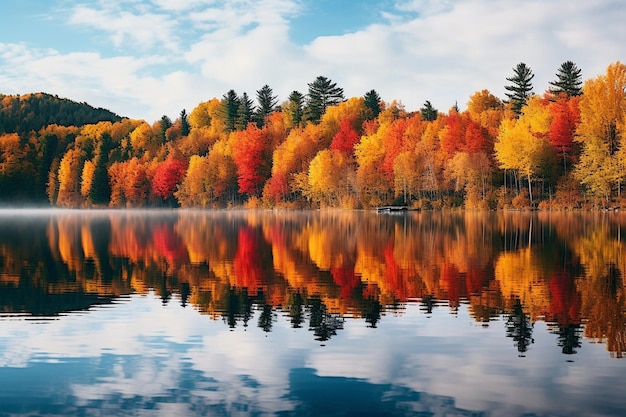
xmin=1 ymin=61 xmax=625 ymax=210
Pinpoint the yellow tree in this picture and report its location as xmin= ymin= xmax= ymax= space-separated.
xmin=56 ymin=147 xmax=86 ymax=207
xmin=175 ymin=155 xmax=212 ymax=207
xmin=307 ymin=149 xmax=349 ymax=207
xmin=80 ymin=160 xmax=96 ymax=200
xmin=494 ymin=96 xmax=556 ymax=206
xmin=575 ymin=62 xmax=626 ymax=203
xmin=355 ymin=129 xmax=390 ymax=207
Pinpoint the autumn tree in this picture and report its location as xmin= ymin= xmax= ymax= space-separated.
xmin=575 ymin=62 xmax=626 ymax=203
xmin=230 ymin=125 xmax=272 ymax=196
xmin=549 ymin=61 xmax=583 ymax=97
xmin=151 ymin=156 xmax=188 ymax=205
xmin=255 ymin=85 xmax=278 ymax=128
xmin=505 ymin=62 xmax=535 ymax=115
xmin=56 ymin=147 xmax=86 ymax=207
xmin=307 ymin=149 xmax=349 ymax=207
xmin=306 ymin=76 xmax=345 ymax=123
xmin=548 ymin=94 xmax=580 ymax=172
xmin=495 ymin=96 xmax=556 ymax=205
xmin=0 ymin=133 xmax=36 ymax=200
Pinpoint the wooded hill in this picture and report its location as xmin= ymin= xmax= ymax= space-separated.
xmin=0 ymin=92 xmax=121 ymax=136
xmin=0 ymin=61 xmax=625 ymax=209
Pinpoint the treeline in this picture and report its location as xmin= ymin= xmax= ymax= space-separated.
xmin=1 ymin=62 xmax=625 ymax=209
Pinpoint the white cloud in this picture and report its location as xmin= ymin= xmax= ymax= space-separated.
xmin=68 ymin=4 xmax=180 ymax=52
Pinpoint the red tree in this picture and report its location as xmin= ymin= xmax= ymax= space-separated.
xmin=231 ymin=125 xmax=271 ymax=195
xmin=548 ymin=94 xmax=580 ymax=170
xmin=152 ymin=156 xmax=188 ymax=201
xmin=330 ymin=117 xmax=360 ymax=155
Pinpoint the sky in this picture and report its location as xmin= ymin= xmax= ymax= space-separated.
xmin=0 ymin=0 xmax=625 ymax=123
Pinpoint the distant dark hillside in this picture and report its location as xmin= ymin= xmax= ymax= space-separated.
xmin=0 ymin=92 xmax=123 ymax=135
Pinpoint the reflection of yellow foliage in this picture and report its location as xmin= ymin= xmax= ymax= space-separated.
xmin=494 ymin=248 xmax=551 ymax=319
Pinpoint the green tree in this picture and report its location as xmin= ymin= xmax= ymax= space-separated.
xmin=236 ymin=92 xmax=255 ymax=130
xmin=549 ymin=61 xmax=583 ymax=97
xmin=158 ymin=115 xmax=172 ymax=142
xmin=306 ymin=76 xmax=345 ymax=123
xmin=255 ymin=85 xmax=278 ymax=128
xmin=420 ymin=100 xmax=438 ymax=121
xmin=286 ymin=90 xmax=305 ymax=128
xmin=222 ymin=89 xmax=240 ymax=133
xmin=89 ymin=133 xmax=112 ymax=205
xmin=180 ymin=109 xmax=190 ymax=136
xmin=363 ymin=89 xmax=382 ymax=120
xmin=505 ymin=62 xmax=535 ymax=115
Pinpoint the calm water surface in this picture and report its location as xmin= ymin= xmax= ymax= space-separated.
xmin=0 ymin=209 xmax=625 ymax=417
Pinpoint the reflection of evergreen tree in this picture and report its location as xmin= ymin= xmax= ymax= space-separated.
xmin=287 ymin=291 xmax=305 ymax=328
xmin=506 ymin=299 xmax=534 ymax=355
xmin=555 ymin=324 xmax=583 ymax=355
xmin=222 ymin=288 xmax=253 ymax=329
xmin=258 ymin=304 xmax=274 ymax=332
xmin=308 ymin=298 xmax=344 ymax=342
xmin=420 ymin=295 xmax=436 ymax=315
xmin=179 ymin=282 xmax=190 ymax=308
xmin=363 ymin=297 xmax=382 ymax=328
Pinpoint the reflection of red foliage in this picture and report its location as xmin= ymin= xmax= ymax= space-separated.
xmin=383 ymin=243 xmax=409 ymax=300
xmin=549 ymin=269 xmax=581 ymax=325
xmin=440 ymin=263 xmax=461 ymax=307
xmin=152 ymin=223 xmax=189 ymax=265
xmin=233 ymin=227 xmax=263 ymax=295
xmin=466 ymin=266 xmax=491 ymax=295
xmin=330 ymin=266 xmax=360 ymax=299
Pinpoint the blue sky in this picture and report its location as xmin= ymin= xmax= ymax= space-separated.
xmin=1 ymin=0 xmax=625 ymax=122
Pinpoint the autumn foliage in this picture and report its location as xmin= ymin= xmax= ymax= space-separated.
xmin=3 ymin=62 xmax=626 ymax=209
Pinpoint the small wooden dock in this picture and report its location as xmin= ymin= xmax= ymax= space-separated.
xmin=375 ymin=206 xmax=408 ymax=213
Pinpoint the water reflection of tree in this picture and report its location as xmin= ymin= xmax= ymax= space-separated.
xmin=308 ymin=297 xmax=345 ymax=342
xmin=554 ymin=324 xmax=583 ymax=355
xmin=222 ymin=288 xmax=254 ymax=329
xmin=286 ymin=291 xmax=305 ymax=328
xmin=363 ymin=297 xmax=382 ymax=328
xmin=258 ymin=303 xmax=275 ymax=332
xmin=506 ymin=299 xmax=534 ymax=355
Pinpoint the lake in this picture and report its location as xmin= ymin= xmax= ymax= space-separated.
xmin=0 ymin=208 xmax=625 ymax=417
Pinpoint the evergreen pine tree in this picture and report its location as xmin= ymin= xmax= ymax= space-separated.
xmin=180 ymin=109 xmax=190 ymax=136
xmin=549 ymin=61 xmax=583 ymax=97
xmin=306 ymin=76 xmax=345 ymax=123
xmin=222 ymin=89 xmax=240 ymax=132
xmin=420 ymin=100 xmax=438 ymax=121
xmin=236 ymin=92 xmax=255 ymax=130
xmin=90 ymin=133 xmax=112 ymax=205
xmin=158 ymin=115 xmax=172 ymax=142
xmin=505 ymin=62 xmax=535 ymax=115
xmin=287 ymin=91 xmax=305 ymax=127
xmin=363 ymin=89 xmax=382 ymax=120
xmin=255 ymin=85 xmax=278 ymax=127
